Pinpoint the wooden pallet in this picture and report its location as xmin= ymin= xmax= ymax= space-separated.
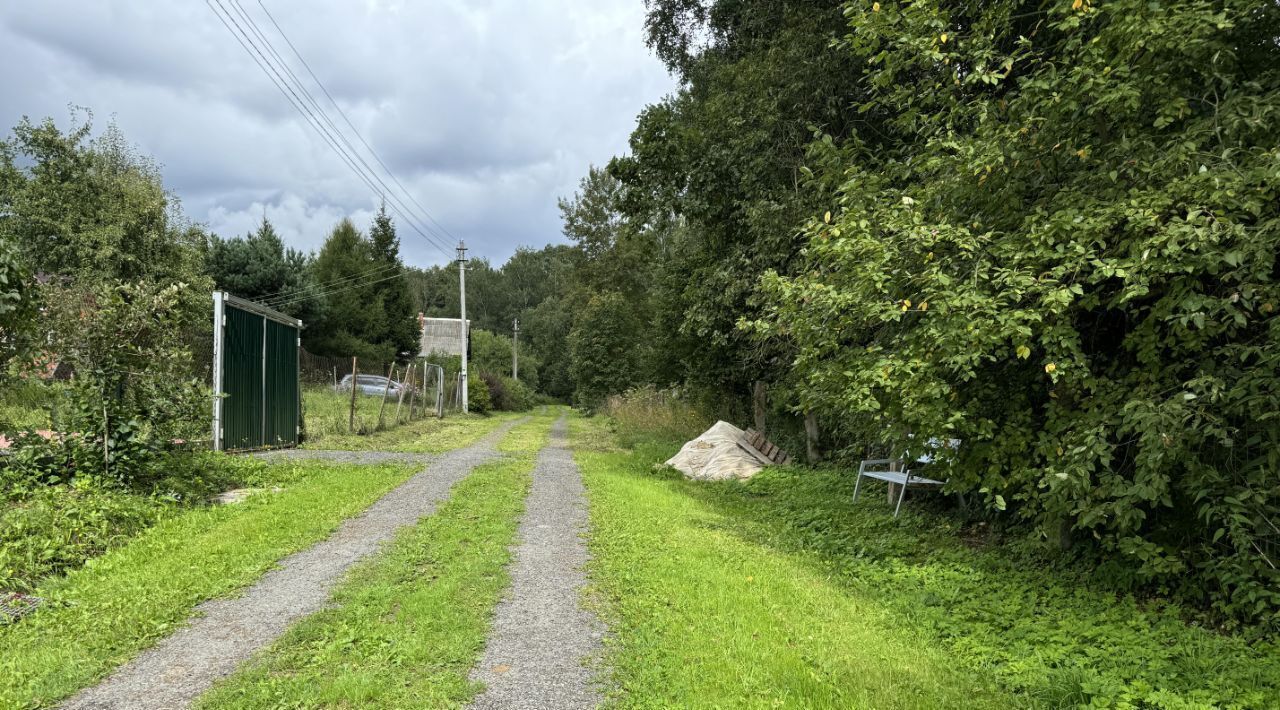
xmin=744 ymin=428 xmax=792 ymax=466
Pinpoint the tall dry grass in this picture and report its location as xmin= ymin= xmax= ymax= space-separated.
xmin=601 ymin=385 xmax=710 ymax=447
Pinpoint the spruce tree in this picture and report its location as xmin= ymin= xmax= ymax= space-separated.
xmin=367 ymin=205 xmax=419 ymax=358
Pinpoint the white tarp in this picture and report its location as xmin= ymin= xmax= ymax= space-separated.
xmin=665 ymin=421 xmax=772 ymax=481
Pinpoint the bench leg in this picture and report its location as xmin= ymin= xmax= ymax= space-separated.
xmin=852 ymin=473 xmax=863 ymax=503
xmin=893 ymin=480 xmax=909 ymax=518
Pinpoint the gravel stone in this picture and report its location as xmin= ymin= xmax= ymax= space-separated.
xmin=62 ymin=419 xmax=524 ymax=710
xmin=469 ymin=415 xmax=605 ymax=710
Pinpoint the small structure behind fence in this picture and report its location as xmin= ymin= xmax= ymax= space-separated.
xmin=212 ymin=292 xmax=302 ymax=452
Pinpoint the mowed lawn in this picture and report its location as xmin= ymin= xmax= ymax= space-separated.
xmin=573 ymin=416 xmax=1280 ymax=709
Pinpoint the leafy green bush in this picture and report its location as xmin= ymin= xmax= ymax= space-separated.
xmin=467 ymin=373 xmax=492 ymax=414
xmin=0 ymin=448 xmax=289 ymax=594
xmin=0 ymin=379 xmax=61 ymax=434
xmin=755 ymin=0 xmax=1280 ymax=625
xmin=480 ymin=372 xmax=536 ymax=412
xmin=569 ymin=291 xmax=644 ymax=408
xmin=34 ymin=280 xmax=210 ymax=488
xmin=0 ymin=485 xmax=168 ymax=593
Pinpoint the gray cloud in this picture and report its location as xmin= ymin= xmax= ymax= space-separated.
xmin=0 ymin=0 xmax=673 ymax=267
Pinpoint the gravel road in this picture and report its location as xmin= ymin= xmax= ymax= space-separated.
xmin=62 ymin=418 xmax=523 ymax=710
xmin=468 ymin=415 xmax=605 ymax=709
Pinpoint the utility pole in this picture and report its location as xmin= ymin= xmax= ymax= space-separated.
xmin=512 ymin=317 xmax=520 ymax=381
xmin=457 ymin=241 xmax=469 ymax=414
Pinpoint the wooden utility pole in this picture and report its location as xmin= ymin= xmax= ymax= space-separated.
xmin=406 ymin=362 xmax=418 ymax=420
xmin=457 ymin=241 xmax=469 ymax=413
xmin=377 ymin=363 xmax=396 ymax=430
xmin=348 ymin=357 xmax=359 ymax=432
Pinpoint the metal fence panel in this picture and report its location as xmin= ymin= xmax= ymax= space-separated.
xmin=221 ymin=304 xmax=264 ymax=450
xmin=264 ymin=319 xmax=300 ymax=447
xmin=213 ymin=292 xmax=302 ymax=451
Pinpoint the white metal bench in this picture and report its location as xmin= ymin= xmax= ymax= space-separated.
xmin=854 ymin=438 xmax=960 ymax=517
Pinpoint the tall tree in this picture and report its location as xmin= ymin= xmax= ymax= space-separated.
xmin=307 ymin=219 xmax=387 ymax=359
xmin=367 ymin=205 xmax=418 ymax=358
xmin=607 ymin=0 xmax=872 ymax=402
xmin=204 ymin=216 xmax=324 ymax=325
xmin=755 ymin=0 xmax=1280 ymax=622
xmin=0 ymin=113 xmax=204 ymax=285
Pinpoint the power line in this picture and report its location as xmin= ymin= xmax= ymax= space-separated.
xmin=205 ymin=0 xmax=456 ymax=260
xmin=269 ymin=269 xmax=409 ymax=310
xmin=256 ymin=261 xmax=402 ymax=306
xmin=229 ymin=0 xmax=455 ymax=255
xmin=254 ymin=0 xmax=460 ymax=245
xmin=211 ymin=0 xmax=453 ymax=259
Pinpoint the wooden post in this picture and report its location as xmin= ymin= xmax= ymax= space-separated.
xmin=377 ymin=363 xmax=396 ymax=430
xmin=752 ymin=381 xmax=767 ymax=434
xmin=804 ymin=411 xmax=822 ymax=463
xmin=395 ymin=362 xmax=414 ymax=424
xmin=348 ymin=357 xmax=358 ymax=433
xmin=407 ymin=364 xmax=418 ymax=421
xmin=887 ymin=458 xmax=902 ymax=505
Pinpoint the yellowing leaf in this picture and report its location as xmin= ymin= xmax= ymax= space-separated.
xmin=1072 ymin=0 xmax=1084 ymax=9
xmin=918 ymin=301 xmax=929 ymax=311
xmin=1045 ymin=362 xmax=1057 ymax=374
xmin=1016 ymin=345 xmax=1031 ymax=359
xmin=940 ymin=32 xmax=948 ymax=43
xmin=872 ymin=2 xmax=881 ymax=11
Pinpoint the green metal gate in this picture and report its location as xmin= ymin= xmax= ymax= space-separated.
xmin=213 ymin=292 xmax=302 ymax=451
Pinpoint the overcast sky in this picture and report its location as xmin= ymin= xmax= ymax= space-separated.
xmin=0 ymin=1 xmax=674 ymax=268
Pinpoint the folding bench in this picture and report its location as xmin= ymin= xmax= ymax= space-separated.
xmin=853 ymin=438 xmax=959 ymax=517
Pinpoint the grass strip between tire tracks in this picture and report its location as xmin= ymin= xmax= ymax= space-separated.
xmin=195 ymin=413 xmax=556 ymax=709
xmin=0 ymin=460 xmax=421 ymax=709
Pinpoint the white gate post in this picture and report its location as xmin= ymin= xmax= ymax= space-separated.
xmin=212 ymin=291 xmax=226 ymax=452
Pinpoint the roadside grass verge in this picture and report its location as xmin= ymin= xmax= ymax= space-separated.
xmin=573 ymin=416 xmax=1005 ymax=709
xmin=304 ymin=408 xmax=525 ymax=453
xmin=1 ymin=454 xmax=285 ymax=594
xmin=573 ymin=417 xmax=1280 ymax=708
xmin=0 ymin=459 xmax=419 ymax=709
xmin=196 ymin=414 xmax=556 ymax=709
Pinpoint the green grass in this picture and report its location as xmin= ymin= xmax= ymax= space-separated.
xmin=0 ymin=379 xmax=60 ymax=433
xmin=573 ymin=417 xmax=1005 ymax=709
xmin=304 ymin=405 xmax=526 ymax=453
xmin=573 ymin=416 xmax=1280 ymax=709
xmin=196 ymin=413 xmax=557 ymax=709
xmin=302 ymin=386 xmax=427 ymax=441
xmin=0 ymin=458 xmax=419 ymax=709
xmin=1 ymin=453 xmax=289 ymax=594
